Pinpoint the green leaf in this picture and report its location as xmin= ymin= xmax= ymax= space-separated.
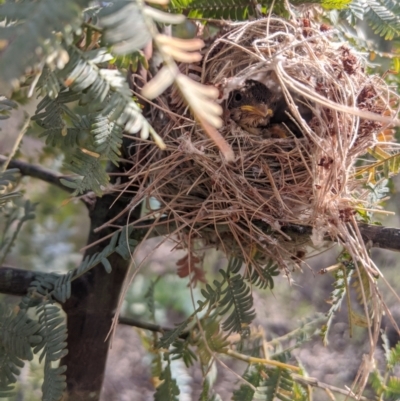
xmin=170 ymin=0 xmax=263 ymax=20
xmin=0 ymin=96 xmax=17 ymax=120
xmin=320 ymin=264 xmax=353 ymax=345
xmin=0 ymin=344 xmax=24 ymax=397
xmin=154 ymin=355 xmax=180 ymax=401
xmin=170 ymin=339 xmax=197 ymax=367
xmin=33 ymin=45 xmax=153 ymax=194
xmin=159 ymin=318 xmax=193 ymax=349
xmin=99 ymin=0 xmax=152 ymax=55
xmin=365 ymin=0 xmax=400 ymax=40
xmin=0 ymin=200 xmax=36 ymax=265
xmin=34 ymin=302 xmax=68 ymax=364
xmin=0 ymin=169 xmax=21 ymax=208
xmin=255 ymin=367 xmax=294 ymax=401
xmin=0 ymin=308 xmax=41 ymax=361
xmin=340 ymin=0 xmax=400 ymax=40
xmin=248 ymin=259 xmax=279 ymax=290
xmin=52 ymin=271 xmax=74 ymax=303
xmin=63 ymin=150 xmax=109 ymax=196
xmin=91 ymin=115 xmax=123 ymax=166
xmin=195 ymin=319 xmax=229 ymax=367
xmin=0 ymin=0 xmax=90 ymax=91
xmin=219 ymin=269 xmax=256 ymax=334
xmin=144 ymin=277 xmax=160 ymax=321
xmin=386 ymin=376 xmax=400 ymax=397
xmin=232 ymin=364 xmax=265 ymax=401
xmin=42 ymin=363 xmax=67 ymax=401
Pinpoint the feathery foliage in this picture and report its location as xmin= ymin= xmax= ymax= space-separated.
xmin=159 ymin=318 xmax=193 ymax=350
xmin=344 ymin=0 xmax=400 ymax=40
xmin=27 ymin=225 xmax=138 ymax=304
xmin=320 ymin=262 xmax=354 ymax=345
xmin=32 ymin=45 xmax=151 ymax=195
xmin=256 ymin=368 xmax=294 ymax=401
xmin=0 ymin=169 xmax=21 ymax=208
xmin=0 ymin=306 xmax=42 ymax=397
xmin=370 ymin=333 xmax=400 ymax=400
xmin=194 ymin=318 xmax=229 ymax=367
xmin=0 ymin=0 xmax=90 ymax=91
xmin=169 ymin=0 xmax=351 ymax=20
xmin=33 ymin=302 xmax=68 ymax=401
xmin=232 ymin=364 xmax=266 ymax=401
xmin=0 ymin=96 xmax=17 ymax=121
xmin=0 ymin=224 xmax=139 ymax=400
xmin=34 ymin=303 xmax=68 ymax=364
xmin=170 ymin=338 xmax=197 ymax=368
xmin=0 ymin=200 xmax=36 ymax=266
xmin=200 ymin=258 xmax=256 ymax=335
xmin=154 ymin=354 xmax=180 ymax=401
xmin=144 ymin=278 xmax=160 ymax=322
xmin=248 ymin=259 xmax=279 ymax=290
xmin=0 ymin=345 xmax=23 ymax=398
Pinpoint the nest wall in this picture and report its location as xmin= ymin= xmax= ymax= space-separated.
xmin=128 ymin=17 xmax=399 ymax=268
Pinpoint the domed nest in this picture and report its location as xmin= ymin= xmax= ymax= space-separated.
xmin=127 ymin=17 xmax=399 ymax=270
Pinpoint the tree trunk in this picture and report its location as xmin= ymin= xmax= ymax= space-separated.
xmin=62 ymin=185 xmax=140 ymax=400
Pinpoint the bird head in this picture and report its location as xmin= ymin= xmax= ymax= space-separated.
xmin=227 ymin=80 xmax=276 ymax=131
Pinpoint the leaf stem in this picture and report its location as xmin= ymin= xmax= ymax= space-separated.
xmin=0 ymin=114 xmax=30 ymax=173
xmin=225 ymin=348 xmax=300 ymax=372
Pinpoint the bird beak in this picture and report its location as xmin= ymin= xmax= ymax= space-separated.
xmin=240 ymin=105 xmax=274 ymax=117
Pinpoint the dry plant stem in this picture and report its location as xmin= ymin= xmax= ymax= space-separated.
xmin=0 ymin=114 xmax=30 ymax=173
xmin=265 ymin=315 xmax=327 ymax=347
xmin=106 ymin=224 xmax=169 ymax=342
xmin=225 ymin=349 xmax=300 ymax=372
xmin=292 ymin=374 xmax=373 ymax=401
xmin=275 ymin=60 xmax=400 ymax=127
xmin=96 ymin=315 xmax=372 ymax=401
xmin=216 ymin=354 xmax=258 ymax=391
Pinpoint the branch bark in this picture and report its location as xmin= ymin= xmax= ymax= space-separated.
xmin=357 ymin=223 xmax=400 ymax=252
xmin=0 ymin=155 xmax=76 ymax=195
xmin=2 ymin=222 xmax=400 ymax=297
xmin=0 ymin=266 xmax=36 ymax=296
xmin=61 ymin=187 xmax=141 ymax=401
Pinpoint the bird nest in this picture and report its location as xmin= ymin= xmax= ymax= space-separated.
xmin=127 ymin=17 xmax=399 ymax=270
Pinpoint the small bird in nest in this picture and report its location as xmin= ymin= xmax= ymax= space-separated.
xmin=227 ymin=79 xmax=310 ymax=138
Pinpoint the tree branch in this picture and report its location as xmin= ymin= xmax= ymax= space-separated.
xmin=292 ymin=374 xmax=373 ymax=401
xmin=357 ymin=223 xmax=400 ymax=252
xmin=283 ymin=222 xmax=400 ymax=252
xmin=0 ymin=266 xmax=36 ymax=296
xmin=1 ymin=222 xmax=400 ymax=297
xmin=118 ymin=316 xmax=166 ymax=333
xmin=0 ymin=155 xmax=75 ymax=195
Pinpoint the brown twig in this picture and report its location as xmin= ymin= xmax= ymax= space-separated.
xmin=0 ymin=155 xmax=73 ymax=193
xmin=292 ymin=374 xmax=373 ymax=401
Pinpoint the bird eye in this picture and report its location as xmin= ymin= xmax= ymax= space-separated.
xmin=234 ymin=92 xmax=242 ymax=102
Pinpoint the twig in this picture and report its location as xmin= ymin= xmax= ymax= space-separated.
xmin=292 ymin=374 xmax=373 ymax=401
xmin=225 ymin=348 xmax=300 ymax=372
xmin=265 ymin=314 xmax=327 ymax=347
xmin=118 ymin=316 xmax=172 ymax=334
xmin=0 ymin=114 xmax=30 ymax=173
xmin=0 ymin=156 xmax=91 ymax=207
